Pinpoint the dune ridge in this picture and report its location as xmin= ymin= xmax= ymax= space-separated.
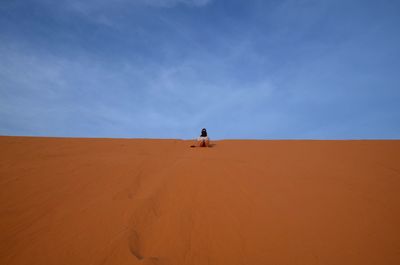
xmin=0 ymin=136 xmax=399 ymax=265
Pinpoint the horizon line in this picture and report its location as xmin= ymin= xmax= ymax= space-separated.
xmin=1 ymin=135 xmax=399 ymax=141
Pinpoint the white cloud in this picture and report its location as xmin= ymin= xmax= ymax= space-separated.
xmin=0 ymin=32 xmax=278 ymax=139
xmin=43 ymin=0 xmax=212 ymax=13
xmin=35 ymin=0 xmax=212 ymax=27
xmin=139 ymin=0 xmax=212 ymax=7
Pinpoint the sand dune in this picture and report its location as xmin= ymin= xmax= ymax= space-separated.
xmin=0 ymin=136 xmax=399 ymax=265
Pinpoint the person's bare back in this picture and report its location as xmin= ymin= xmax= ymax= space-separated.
xmin=196 ymin=128 xmax=210 ymax=147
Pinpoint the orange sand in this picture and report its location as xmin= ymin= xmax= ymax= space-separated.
xmin=1 ymin=136 xmax=399 ymax=265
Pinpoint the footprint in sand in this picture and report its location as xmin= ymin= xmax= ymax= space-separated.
xmin=128 ymin=230 xmax=160 ymax=264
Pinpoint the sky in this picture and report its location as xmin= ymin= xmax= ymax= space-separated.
xmin=1 ymin=0 xmax=399 ymax=139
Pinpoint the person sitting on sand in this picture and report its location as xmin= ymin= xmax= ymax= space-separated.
xmin=197 ymin=128 xmax=210 ymax=147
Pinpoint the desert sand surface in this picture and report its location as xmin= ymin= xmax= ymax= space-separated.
xmin=0 ymin=136 xmax=399 ymax=265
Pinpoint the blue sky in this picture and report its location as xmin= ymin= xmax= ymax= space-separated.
xmin=1 ymin=0 xmax=399 ymax=139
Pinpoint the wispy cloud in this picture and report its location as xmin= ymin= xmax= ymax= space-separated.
xmin=41 ymin=0 xmax=212 ymax=15
xmin=1 ymin=0 xmax=399 ymax=139
xmin=138 ymin=0 xmax=212 ymax=7
xmin=0 ymin=31 xmax=275 ymax=138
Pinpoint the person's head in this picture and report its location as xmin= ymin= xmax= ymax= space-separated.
xmin=202 ymin=128 xmax=207 ymax=132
